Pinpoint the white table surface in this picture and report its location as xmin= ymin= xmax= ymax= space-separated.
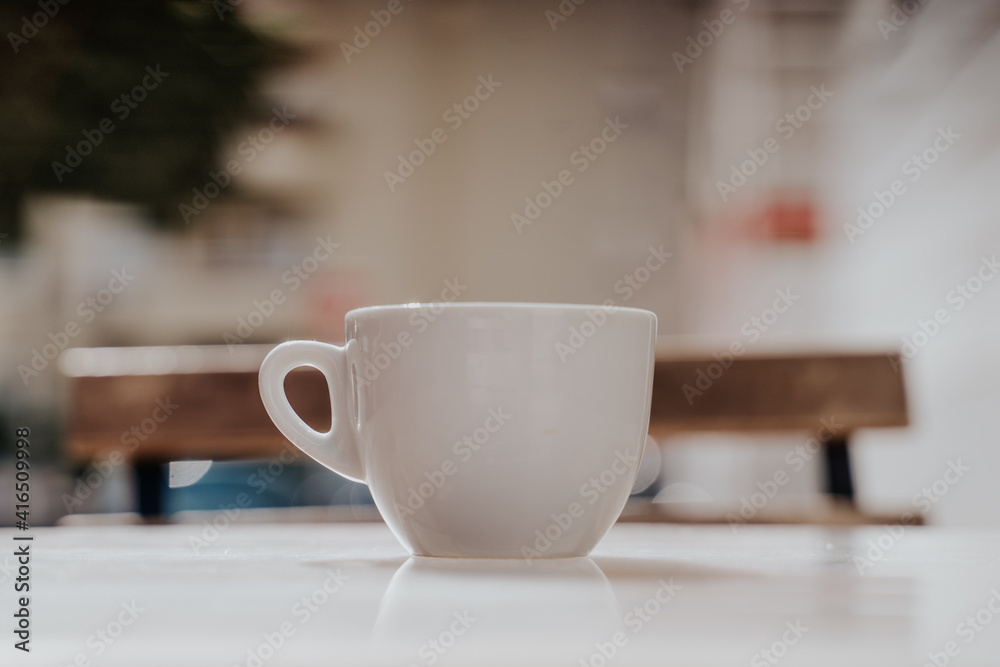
xmin=4 ymin=522 xmax=1000 ymax=666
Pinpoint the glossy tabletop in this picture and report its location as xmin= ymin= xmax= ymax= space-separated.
xmin=4 ymin=522 xmax=1000 ymax=666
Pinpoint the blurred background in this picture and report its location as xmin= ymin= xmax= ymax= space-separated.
xmin=1 ymin=0 xmax=998 ymax=528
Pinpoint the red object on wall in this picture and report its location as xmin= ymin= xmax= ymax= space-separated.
xmin=745 ymin=194 xmax=819 ymax=241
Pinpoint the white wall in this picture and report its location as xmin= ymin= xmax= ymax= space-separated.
xmin=665 ymin=0 xmax=1000 ymax=526
xmin=822 ymin=0 xmax=1000 ymax=526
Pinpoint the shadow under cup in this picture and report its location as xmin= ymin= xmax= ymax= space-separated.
xmin=346 ymin=303 xmax=657 ymax=558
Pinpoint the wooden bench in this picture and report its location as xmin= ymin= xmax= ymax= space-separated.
xmin=64 ymin=345 xmax=324 ymax=515
xmin=64 ymin=346 xmax=908 ymax=518
xmin=648 ymin=351 xmax=909 ymax=507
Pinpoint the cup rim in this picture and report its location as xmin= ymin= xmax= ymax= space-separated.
xmin=346 ymin=302 xmax=656 ymax=319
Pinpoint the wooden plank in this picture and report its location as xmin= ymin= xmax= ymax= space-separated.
xmin=67 ymin=370 xmax=329 ymax=462
xmin=67 ymin=349 xmax=908 ymax=464
xmin=650 ymin=353 xmax=907 ymax=434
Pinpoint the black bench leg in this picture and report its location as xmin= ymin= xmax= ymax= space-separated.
xmin=135 ymin=461 xmax=165 ymax=518
xmin=823 ymin=437 xmax=855 ymax=505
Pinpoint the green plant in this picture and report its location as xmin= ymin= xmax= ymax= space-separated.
xmin=0 ymin=0 xmax=292 ymax=242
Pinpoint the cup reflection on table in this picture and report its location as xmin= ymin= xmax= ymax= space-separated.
xmin=370 ymin=556 xmax=621 ymax=662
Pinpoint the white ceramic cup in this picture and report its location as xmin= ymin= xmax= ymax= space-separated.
xmin=259 ymin=302 xmax=656 ymax=558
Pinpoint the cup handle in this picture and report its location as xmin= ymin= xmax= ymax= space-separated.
xmin=259 ymin=340 xmax=365 ymax=483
